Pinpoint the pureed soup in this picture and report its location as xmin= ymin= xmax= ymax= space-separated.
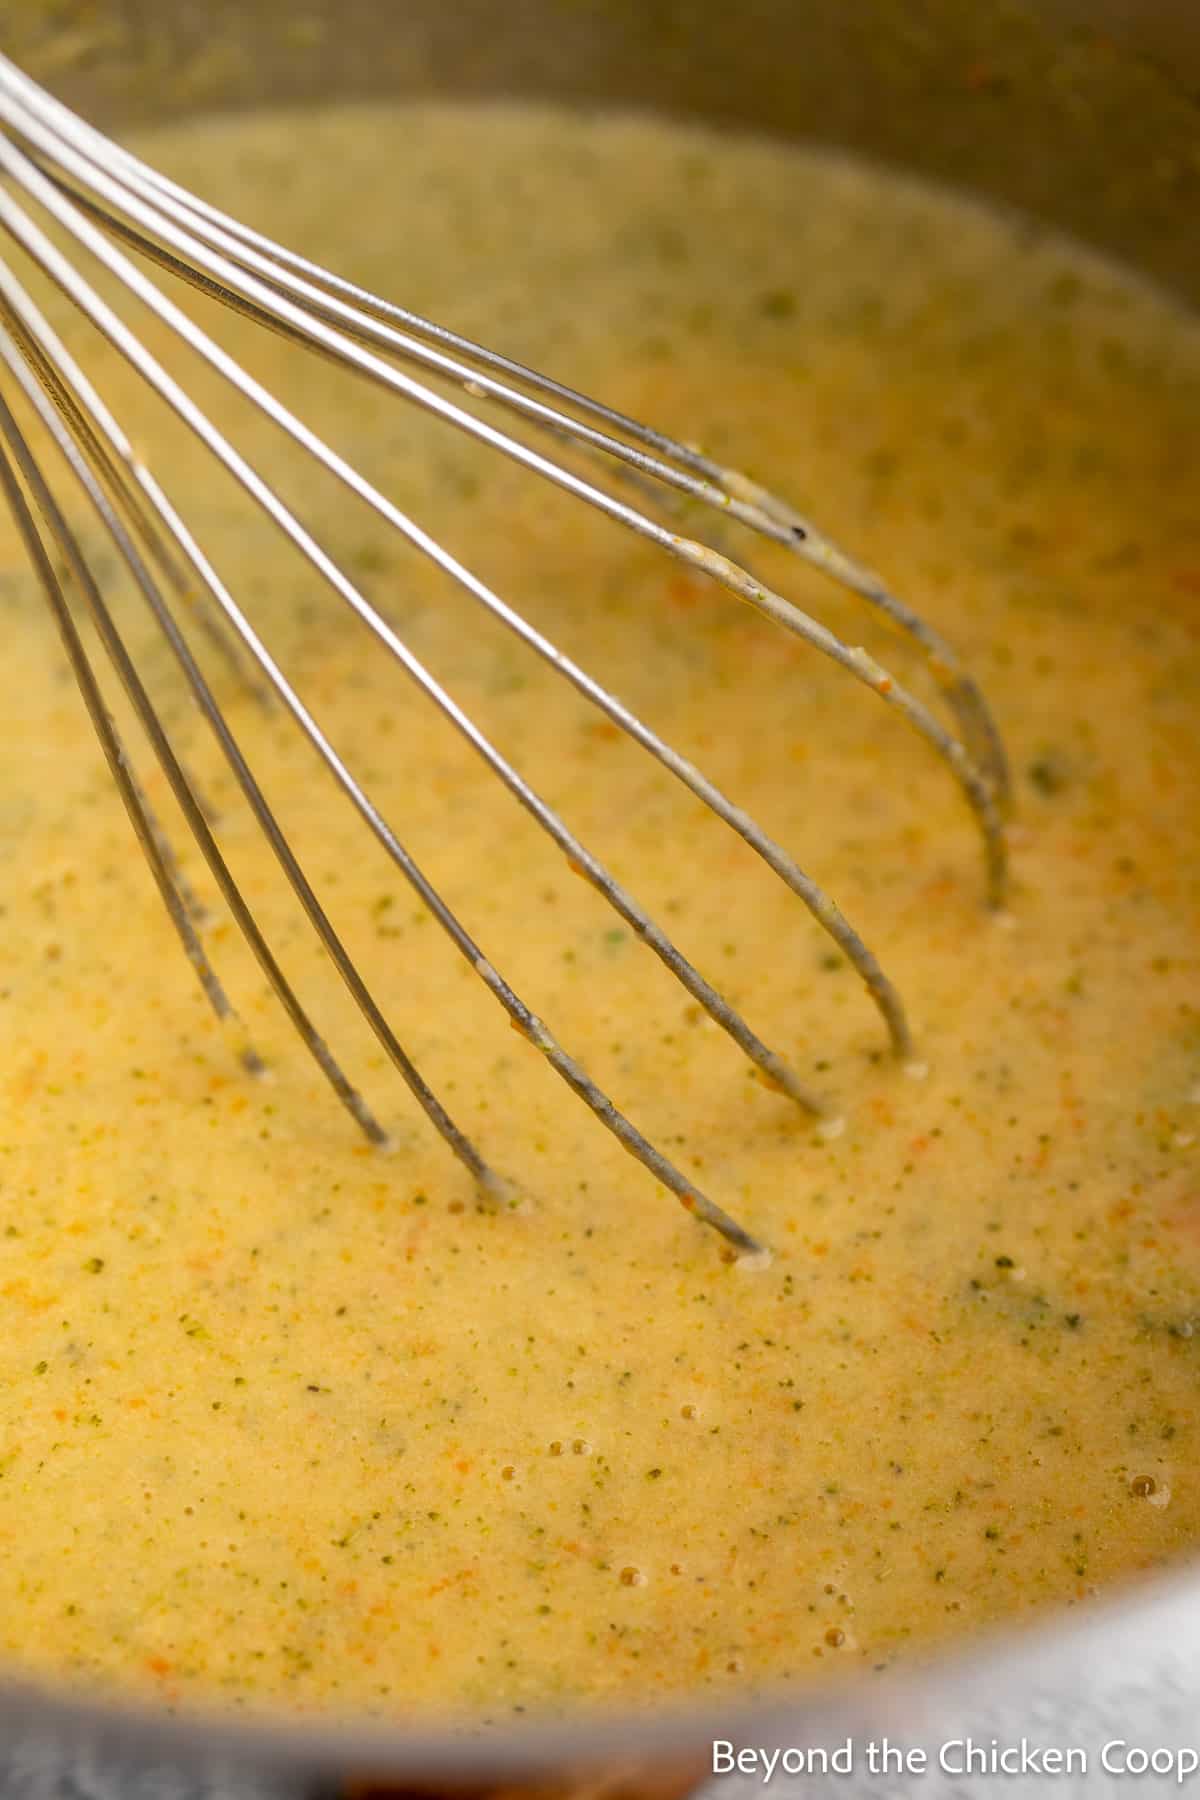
xmin=1 ymin=102 xmax=1198 ymax=1722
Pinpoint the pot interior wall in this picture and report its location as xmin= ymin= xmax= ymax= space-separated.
xmin=7 ymin=0 xmax=1200 ymax=306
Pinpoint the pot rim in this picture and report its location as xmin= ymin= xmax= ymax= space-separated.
xmin=1 ymin=1554 xmax=1197 ymax=1778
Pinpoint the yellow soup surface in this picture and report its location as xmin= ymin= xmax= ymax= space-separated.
xmin=1 ymin=102 xmax=1199 ymax=1723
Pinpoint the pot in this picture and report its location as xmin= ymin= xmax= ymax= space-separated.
xmin=1 ymin=1 xmax=1198 ymax=1795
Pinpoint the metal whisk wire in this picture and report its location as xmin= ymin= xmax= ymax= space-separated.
xmin=0 ymin=55 xmax=1009 ymax=1256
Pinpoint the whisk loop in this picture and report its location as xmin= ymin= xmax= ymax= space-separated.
xmin=0 ymin=55 xmax=1009 ymax=1255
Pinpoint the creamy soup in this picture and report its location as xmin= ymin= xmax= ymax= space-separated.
xmin=1 ymin=102 xmax=1199 ymax=1724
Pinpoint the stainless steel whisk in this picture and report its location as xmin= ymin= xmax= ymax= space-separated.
xmin=0 ymin=55 xmax=1010 ymax=1257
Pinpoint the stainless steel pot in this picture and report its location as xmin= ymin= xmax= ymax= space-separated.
xmin=1 ymin=2 xmax=1198 ymax=1794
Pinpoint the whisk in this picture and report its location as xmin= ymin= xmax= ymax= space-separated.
xmin=0 ymin=55 xmax=1010 ymax=1258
